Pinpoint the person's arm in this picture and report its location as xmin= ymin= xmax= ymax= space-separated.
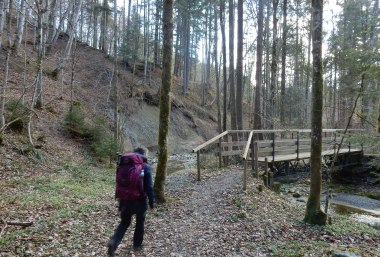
xmin=144 ymin=164 xmax=155 ymax=209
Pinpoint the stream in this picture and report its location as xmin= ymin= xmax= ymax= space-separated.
xmin=279 ymin=174 xmax=380 ymax=230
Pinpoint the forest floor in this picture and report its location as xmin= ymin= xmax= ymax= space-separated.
xmin=1 ymin=163 xmax=379 ymax=257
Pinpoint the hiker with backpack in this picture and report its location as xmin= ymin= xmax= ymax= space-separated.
xmin=107 ymin=147 xmax=155 ymax=256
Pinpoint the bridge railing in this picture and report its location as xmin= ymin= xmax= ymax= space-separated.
xmin=192 ymin=129 xmax=364 ymax=190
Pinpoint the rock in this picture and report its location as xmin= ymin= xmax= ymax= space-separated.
xmin=293 ymin=192 xmax=301 ymax=198
xmin=330 ymin=251 xmax=361 ymax=257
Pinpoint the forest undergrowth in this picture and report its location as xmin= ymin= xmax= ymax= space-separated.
xmin=1 ymin=163 xmax=379 ymax=257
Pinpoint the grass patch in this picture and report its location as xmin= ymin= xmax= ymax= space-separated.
xmin=357 ymin=191 xmax=380 ymax=200
xmin=1 ymin=163 xmax=114 ymax=211
xmin=272 ymin=240 xmax=306 ymax=257
xmin=0 ymin=163 xmax=116 ymax=254
xmin=326 ymin=216 xmax=379 ymax=235
xmin=266 ymin=240 xmax=329 ymax=257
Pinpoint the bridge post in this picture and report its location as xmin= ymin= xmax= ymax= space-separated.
xmin=296 ymin=131 xmax=300 ymax=160
xmin=218 ymin=137 xmax=222 ymax=168
xmin=226 ymin=134 xmax=232 ymax=166
xmin=251 ymin=136 xmax=255 ymax=173
xmin=254 ymin=142 xmax=259 ymax=179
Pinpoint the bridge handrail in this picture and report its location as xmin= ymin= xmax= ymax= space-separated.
xmin=242 ymin=131 xmax=254 ymax=160
xmin=192 ymin=131 xmax=228 ymax=153
xmin=192 ymin=129 xmax=364 ymax=153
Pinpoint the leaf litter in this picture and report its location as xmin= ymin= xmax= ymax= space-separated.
xmin=1 ymin=166 xmax=379 ymax=257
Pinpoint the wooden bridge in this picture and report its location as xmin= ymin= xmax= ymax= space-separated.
xmin=192 ymin=129 xmax=364 ymax=190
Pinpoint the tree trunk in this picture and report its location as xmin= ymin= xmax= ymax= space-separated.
xmin=254 ymin=0 xmax=264 ymax=132
xmin=49 ymin=0 xmax=69 ymax=53
xmin=46 ymin=0 xmax=57 ymax=48
xmin=0 ymin=51 xmax=9 ymax=128
xmin=304 ymin=0 xmax=327 ymax=226
xmin=182 ymin=3 xmax=190 ymax=95
xmin=280 ymin=0 xmax=287 ymax=126
xmin=214 ymin=3 xmax=221 ymax=133
xmin=143 ymin=0 xmax=150 ymax=82
xmin=6 ymin=0 xmax=13 ymax=48
xmin=93 ymin=0 xmax=99 ymax=48
xmin=229 ymin=0 xmax=237 ymax=131
xmin=54 ymin=0 xmax=83 ymax=77
xmin=154 ymin=0 xmax=161 ymax=67
xmin=0 ymin=0 xmax=4 ymax=50
xmin=236 ymin=0 xmax=243 ymax=130
xmin=220 ymin=0 xmax=227 ymax=131
xmin=13 ymin=0 xmax=26 ymax=54
xmin=173 ymin=20 xmax=181 ymax=76
xmin=270 ymin=0 xmax=279 ymax=130
xmin=305 ymin=19 xmax=312 ymax=125
xmin=113 ymin=0 xmax=119 ymax=147
xmin=378 ymin=101 xmax=380 ymax=133
xmin=264 ymin=2 xmax=270 ymax=129
xmin=154 ymin=0 xmax=174 ymax=203
xmin=70 ymin=40 xmax=77 ymax=107
xmin=100 ymin=0 xmax=108 ymax=53
xmin=34 ymin=0 xmax=45 ymax=109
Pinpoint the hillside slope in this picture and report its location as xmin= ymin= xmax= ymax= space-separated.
xmin=0 ymin=32 xmax=218 ymax=180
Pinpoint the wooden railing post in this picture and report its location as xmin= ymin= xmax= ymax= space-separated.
xmin=296 ymin=131 xmax=300 ymax=160
xmin=197 ymin=151 xmax=201 ymax=181
xmin=251 ymin=137 xmax=255 ymax=173
xmin=226 ymin=134 xmax=232 ymax=166
xmin=333 ymin=132 xmax=337 ymax=155
xmin=254 ymin=142 xmax=259 ymax=179
xmin=218 ymin=137 xmax=222 ymax=168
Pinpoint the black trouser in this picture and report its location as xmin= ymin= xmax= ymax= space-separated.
xmin=111 ymin=210 xmax=146 ymax=248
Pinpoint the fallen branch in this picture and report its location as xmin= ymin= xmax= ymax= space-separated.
xmin=0 ymin=184 xmax=16 ymax=188
xmin=0 ymin=222 xmax=7 ymax=238
xmin=0 ymin=220 xmax=33 ymax=227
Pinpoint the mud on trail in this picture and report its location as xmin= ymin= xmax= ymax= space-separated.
xmin=1 ymin=166 xmax=380 ymax=257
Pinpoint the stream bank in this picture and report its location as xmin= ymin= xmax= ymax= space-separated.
xmin=276 ymin=165 xmax=380 ymax=230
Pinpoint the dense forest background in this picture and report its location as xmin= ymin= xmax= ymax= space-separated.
xmin=0 ymin=0 xmax=379 ymax=153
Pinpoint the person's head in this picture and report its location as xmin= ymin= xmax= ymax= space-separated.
xmin=133 ymin=147 xmax=148 ymax=157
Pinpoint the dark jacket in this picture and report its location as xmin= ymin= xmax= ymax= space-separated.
xmin=118 ymin=162 xmax=154 ymax=215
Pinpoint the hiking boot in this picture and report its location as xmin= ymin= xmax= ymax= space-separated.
xmin=107 ymin=240 xmax=117 ymax=257
xmin=133 ymin=244 xmax=143 ymax=251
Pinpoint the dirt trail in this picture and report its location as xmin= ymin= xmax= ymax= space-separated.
xmin=116 ymin=169 xmax=263 ymax=257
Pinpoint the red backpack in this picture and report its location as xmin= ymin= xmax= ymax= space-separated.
xmin=115 ymin=153 xmax=146 ymax=201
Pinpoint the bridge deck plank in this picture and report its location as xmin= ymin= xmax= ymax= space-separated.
xmin=257 ymin=148 xmax=362 ymax=162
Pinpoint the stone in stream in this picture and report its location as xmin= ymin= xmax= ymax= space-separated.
xmin=292 ymin=192 xmax=301 ymax=198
